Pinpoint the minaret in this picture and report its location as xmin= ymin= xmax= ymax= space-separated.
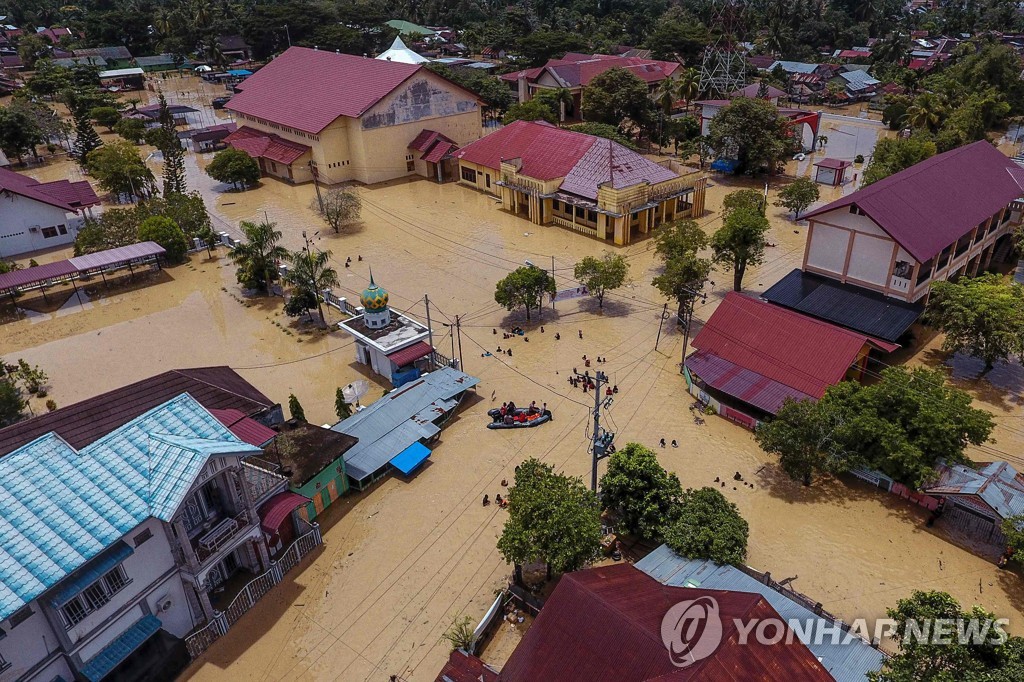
xmin=360 ymin=269 xmax=391 ymax=329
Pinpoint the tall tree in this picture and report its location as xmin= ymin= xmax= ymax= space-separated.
xmin=573 ymin=253 xmax=629 ymax=309
xmin=0 ymin=107 xmax=44 ymax=163
xmin=711 ymin=204 xmax=770 ymax=291
xmin=494 ymin=266 xmax=556 ymax=321
xmin=497 ymin=458 xmax=603 ymax=581
xmin=756 ymin=397 xmax=856 ymax=485
xmin=138 ymin=216 xmax=189 ymax=264
xmin=774 ymin=177 xmax=820 ymax=220
xmin=663 ymin=487 xmax=749 ymax=565
xmin=862 ymin=137 xmax=937 ymax=186
xmin=285 ymin=248 xmax=340 ymax=326
xmin=84 ymin=140 xmax=157 ymax=201
xmin=206 ymin=147 xmax=261 ymax=190
xmin=70 ymin=101 xmax=103 ymax=167
xmin=581 ymin=67 xmax=652 ymax=133
xmin=288 ymin=394 xmax=306 ymax=422
xmin=312 ymin=187 xmax=361 ymax=234
xmin=231 ymin=220 xmax=288 ymax=294
xmin=652 ymin=219 xmax=711 ymax=319
xmin=926 ymin=274 xmax=1024 ymax=373
xmin=599 ymin=443 xmax=682 ymax=542
xmin=706 ymin=97 xmax=797 ymax=174
xmin=155 ymin=92 xmax=187 ymax=196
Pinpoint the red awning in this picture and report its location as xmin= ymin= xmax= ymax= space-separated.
xmin=258 ymin=492 xmax=309 ymax=533
xmin=387 ymin=341 xmax=433 ymax=367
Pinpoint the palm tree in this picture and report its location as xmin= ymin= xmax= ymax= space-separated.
xmin=286 ymin=248 xmax=340 ymax=326
xmin=651 ymin=77 xmax=680 ymax=152
xmin=676 ymin=68 xmax=700 ymax=111
xmin=231 ymin=220 xmax=288 ymax=294
xmin=871 ymin=33 xmax=911 ymax=66
xmin=905 ymin=93 xmax=945 ymax=133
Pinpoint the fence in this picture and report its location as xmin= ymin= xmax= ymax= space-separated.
xmin=184 ymin=522 xmax=323 ymax=660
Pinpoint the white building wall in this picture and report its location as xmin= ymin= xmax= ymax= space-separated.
xmin=0 ymin=194 xmax=79 ymax=258
xmin=805 ymin=222 xmax=850 ymax=275
xmin=847 ymin=233 xmax=895 ymax=286
xmin=0 ymin=602 xmax=60 ymax=681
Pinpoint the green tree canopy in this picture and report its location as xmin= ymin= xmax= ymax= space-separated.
xmin=581 ymin=67 xmax=652 ymax=133
xmin=288 ymin=394 xmax=306 ymax=422
xmin=70 ymin=100 xmax=103 ymax=166
xmin=573 ymin=253 xmax=629 ymax=309
xmin=756 ymin=397 xmax=857 ymax=485
xmin=926 ymin=273 xmax=1024 ymax=373
xmin=89 ymin=105 xmax=121 ymax=132
xmin=502 ymin=99 xmax=558 ymax=126
xmin=652 ymin=219 xmax=712 ymax=319
xmin=313 ymin=187 xmax=362 ymax=234
xmin=231 ymin=220 xmax=288 ymax=293
xmin=0 ymin=106 xmax=44 ymax=163
xmin=494 ymin=266 xmax=556 ymax=321
xmin=285 ymin=248 xmax=340 ymax=326
xmin=138 ymin=215 xmax=189 ymax=264
xmin=862 ymin=137 xmax=937 ymax=186
xmin=74 ymin=208 xmax=141 ymax=255
xmin=565 ymin=122 xmax=636 ymax=149
xmin=774 ymin=177 xmax=820 ymax=220
xmin=706 ymin=97 xmax=796 ymax=174
xmin=85 ymin=140 xmax=156 ymax=201
xmin=599 ymin=443 xmax=682 ymax=542
xmin=711 ymin=203 xmax=770 ymax=291
xmin=664 ymin=487 xmax=749 ymax=565
xmin=206 ymin=147 xmax=261 ymax=190
xmin=113 ymin=117 xmax=146 ymax=144
xmin=497 ymin=458 xmax=603 ymax=579
xmin=155 ymin=92 xmax=187 ymax=196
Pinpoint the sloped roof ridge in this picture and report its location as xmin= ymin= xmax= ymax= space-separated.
xmin=171 ymin=367 xmax=272 ymax=413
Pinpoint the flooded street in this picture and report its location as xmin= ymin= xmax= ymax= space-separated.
xmin=3 ymin=80 xmax=1024 ymax=681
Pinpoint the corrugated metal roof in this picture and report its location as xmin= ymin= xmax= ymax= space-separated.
xmin=636 ymin=546 xmax=886 ymax=682
xmin=68 ymin=241 xmax=166 ymax=271
xmin=258 ymin=491 xmax=310 ymax=533
xmin=838 ymin=70 xmax=880 ymax=90
xmin=762 ymin=269 xmax=922 ymax=342
xmin=224 ymin=126 xmax=310 ymax=166
xmin=0 ymin=166 xmax=96 ymax=212
xmin=208 ymin=408 xmax=278 ymax=446
xmin=924 ymin=461 xmax=1024 ymax=520
xmin=500 ymin=563 xmax=833 ymax=681
xmin=0 ymin=260 xmax=78 ymax=292
xmin=0 ymin=394 xmax=260 ymax=619
xmin=560 ymin=138 xmax=678 ymax=201
xmin=434 ymin=649 xmax=499 ymax=682
xmin=686 ymin=350 xmax=815 ymax=414
xmin=691 ymin=292 xmax=871 ymax=400
xmin=387 ymin=340 xmax=434 ymax=367
xmin=803 ymin=141 xmax=1024 ymax=263
xmin=769 ymin=60 xmax=820 ymax=74
xmin=80 ymin=614 xmax=161 ymax=682
xmin=332 ymin=367 xmax=478 ymax=481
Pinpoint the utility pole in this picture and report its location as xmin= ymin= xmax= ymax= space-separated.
xmin=424 ymin=294 xmax=435 ymax=370
xmin=309 ymin=161 xmax=324 ymax=213
xmin=551 ymin=255 xmax=556 ymax=310
xmin=282 ymin=24 xmax=291 ymax=47
xmin=455 ymin=314 xmax=464 ymax=371
xmin=574 ymin=369 xmax=614 ymax=491
xmin=678 ymin=286 xmax=706 ymax=374
xmin=654 ymin=302 xmax=668 ymax=351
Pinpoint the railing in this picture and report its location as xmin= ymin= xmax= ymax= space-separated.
xmin=184 ymin=522 xmax=323 ymax=660
xmin=194 ymin=512 xmax=250 ymax=563
xmin=551 ymin=215 xmax=599 ymax=238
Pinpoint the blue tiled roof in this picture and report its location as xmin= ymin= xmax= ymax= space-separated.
xmin=0 ymin=394 xmax=260 ymax=620
xmin=636 ymin=546 xmax=886 ymax=682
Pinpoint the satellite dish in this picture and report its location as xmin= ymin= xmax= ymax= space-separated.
xmin=343 ymin=380 xmax=369 ymax=405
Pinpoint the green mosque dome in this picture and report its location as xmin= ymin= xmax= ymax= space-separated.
xmin=360 ymin=272 xmax=389 ymax=311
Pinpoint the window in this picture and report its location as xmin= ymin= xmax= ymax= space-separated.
xmin=58 ymin=225 xmax=68 ymax=235
xmin=848 ymin=205 xmax=865 ymax=216
xmin=8 ymin=606 xmax=32 ymax=628
xmin=407 ymin=160 xmax=415 ymax=172
xmin=893 ymin=260 xmax=913 ymax=279
xmin=461 ymin=166 xmax=477 ymax=183
xmin=59 ymin=566 xmax=130 ymax=628
xmin=41 ymin=227 xmax=59 ymax=239
xmin=134 ymin=528 xmax=153 ymax=547
xmin=485 ymin=173 xmax=491 ymax=188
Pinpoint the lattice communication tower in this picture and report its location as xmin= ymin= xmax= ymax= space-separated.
xmin=698 ymin=0 xmax=748 ymax=98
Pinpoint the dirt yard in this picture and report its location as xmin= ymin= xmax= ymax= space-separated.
xmin=4 ymin=85 xmax=1024 ymax=681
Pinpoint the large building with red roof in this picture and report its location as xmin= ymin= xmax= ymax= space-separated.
xmin=500 ymin=53 xmax=681 ymax=120
xmin=0 ymin=166 xmax=100 ymax=258
xmin=452 ymin=120 xmax=706 ymax=245
xmin=224 ymin=46 xmax=482 ymax=185
xmin=762 ymin=141 xmax=1024 ymax=342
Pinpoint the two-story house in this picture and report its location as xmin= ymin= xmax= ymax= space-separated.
xmin=0 ymin=394 xmax=293 ymax=682
xmin=764 ymin=141 xmax=1024 ymax=342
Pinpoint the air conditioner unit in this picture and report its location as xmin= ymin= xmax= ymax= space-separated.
xmin=28 ymin=226 xmax=39 ymax=232
xmin=156 ymin=595 xmax=173 ymax=613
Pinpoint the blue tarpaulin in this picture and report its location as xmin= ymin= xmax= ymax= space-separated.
xmin=710 ymin=158 xmax=739 ymax=173
xmin=228 ymin=69 xmax=252 ymax=76
xmin=389 ymin=442 xmax=431 ymax=475
xmin=49 ymin=541 xmax=133 ymax=607
xmin=80 ymin=614 xmax=161 ymax=682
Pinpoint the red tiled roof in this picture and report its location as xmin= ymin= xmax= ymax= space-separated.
xmin=387 ymin=341 xmax=434 ymax=367
xmin=837 ymin=49 xmax=872 ymax=59
xmin=731 ymin=83 xmax=787 ymax=99
xmin=907 ymin=58 xmax=929 ymax=70
xmin=258 ymin=492 xmax=310 ymax=534
xmin=224 ymin=126 xmax=310 ymax=166
xmin=500 ymin=53 xmax=679 ymax=87
xmin=691 ymin=292 xmax=872 ymax=401
xmin=454 ymin=120 xmax=678 ymax=199
xmin=422 ymin=141 xmax=456 ymax=164
xmin=0 ymin=167 xmax=98 ymax=211
xmin=687 ymin=350 xmax=815 ymax=414
xmin=434 ymin=650 xmax=499 ymax=682
xmin=225 ymin=47 xmax=477 ymax=134
xmin=0 ymin=367 xmax=276 ymax=457
xmin=748 ymin=55 xmax=778 ymax=70
xmin=409 ymin=129 xmax=453 ymax=152
xmin=499 ymin=563 xmax=832 ymax=681
xmin=803 ymin=140 xmax=1024 ymax=263
xmin=209 ymin=408 xmax=278 ymax=446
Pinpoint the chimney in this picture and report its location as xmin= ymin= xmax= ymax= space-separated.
xmin=517 ymin=73 xmax=528 ymax=103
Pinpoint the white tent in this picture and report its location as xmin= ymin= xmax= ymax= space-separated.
xmin=375 ymin=36 xmax=429 ymax=64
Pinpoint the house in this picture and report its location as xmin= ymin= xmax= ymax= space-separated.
xmin=684 ymin=292 xmax=896 ymax=425
xmin=0 ymin=166 xmax=100 ymax=258
xmin=35 ymin=26 xmax=73 ymax=44
xmin=813 ymin=158 xmax=853 ymax=186
xmin=453 ymin=120 xmax=707 ymax=246
xmin=747 ymin=54 xmax=778 ymax=71
xmin=98 ymin=67 xmax=145 ymax=90
xmin=923 ymin=461 xmax=1024 ymax=548
xmin=832 ymin=48 xmax=873 ymax=60
xmin=763 ymin=141 xmax=1024 ymax=340
xmin=490 ymin=563 xmax=834 ymax=681
xmin=636 ymin=545 xmax=886 ymax=680
xmin=187 ymin=123 xmax=237 ymax=152
xmin=0 ymin=394 xmax=299 ymax=682
xmin=224 ymin=46 xmax=482 ymax=185
xmin=376 ymin=35 xmax=429 ymax=64
xmin=833 ymin=69 xmax=881 ymax=100
xmin=134 ymin=53 xmax=186 ymax=72
xmin=264 ymin=420 xmax=359 ymax=523
xmin=435 ymin=649 xmax=499 ymax=682
xmin=216 ymin=35 xmax=251 ymax=61
xmin=134 ymin=102 xmax=200 ymax=126
xmin=51 ymin=55 xmax=107 ymax=69
xmin=500 ymin=53 xmax=681 ymax=120
xmin=337 ymin=273 xmax=443 ymax=386
xmin=385 ymin=19 xmax=439 ymax=39
xmin=74 ymin=46 xmax=133 ymax=68
xmin=0 ymin=365 xmax=283 ymax=457
xmin=730 ymin=82 xmax=787 ymax=104
xmin=332 ymin=366 xmax=479 ymax=490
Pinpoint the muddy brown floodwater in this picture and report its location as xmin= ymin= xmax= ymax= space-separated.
xmin=4 ymin=84 xmax=1024 ymax=681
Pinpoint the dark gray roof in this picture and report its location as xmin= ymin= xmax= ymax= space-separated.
xmin=74 ymin=46 xmax=132 ymax=60
xmin=761 ymin=269 xmax=922 ymax=342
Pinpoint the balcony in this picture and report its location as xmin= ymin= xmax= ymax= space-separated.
xmin=889 ymin=275 xmax=910 ymax=293
xmin=193 ymin=511 xmax=252 ymax=564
